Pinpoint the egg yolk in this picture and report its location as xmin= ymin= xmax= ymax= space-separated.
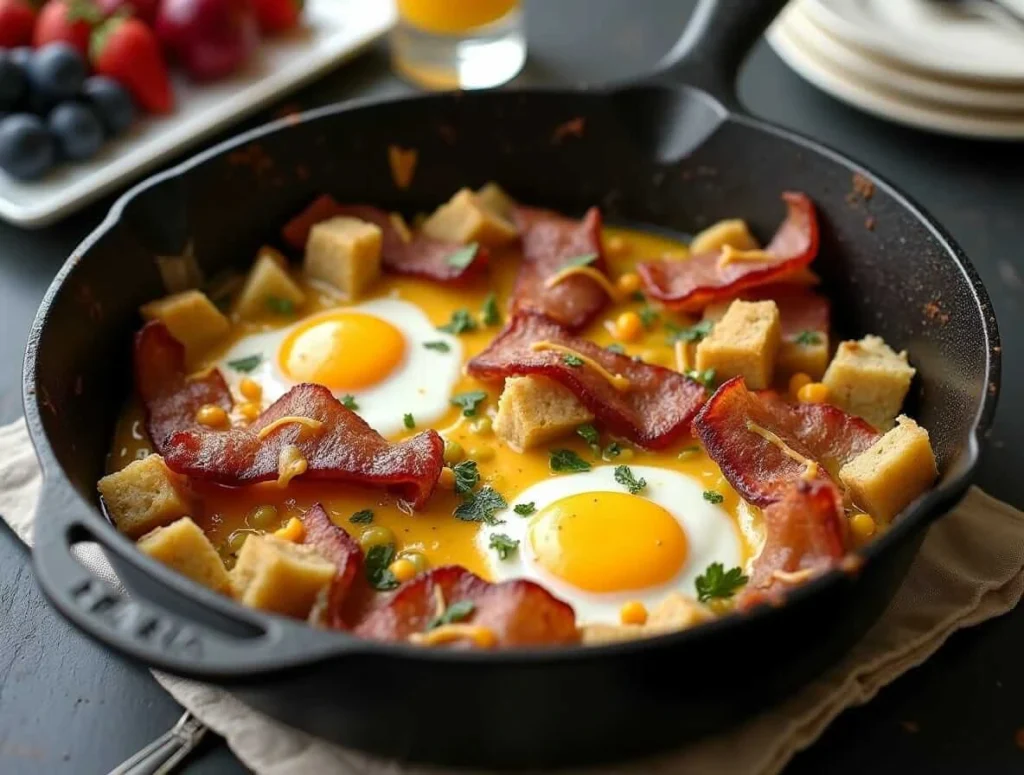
xmin=528 ymin=492 xmax=688 ymax=593
xmin=278 ymin=312 xmax=405 ymax=390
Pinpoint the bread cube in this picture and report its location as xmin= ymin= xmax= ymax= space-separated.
xmin=422 ymin=188 xmax=518 ymax=247
xmin=233 ymin=247 xmax=307 ymax=320
xmin=98 ymin=455 xmax=192 ymax=539
xmin=690 ymin=218 xmax=759 ymax=255
xmin=823 ymin=335 xmax=915 ymax=429
xmin=229 ymin=534 xmax=336 ymax=618
xmin=580 ymin=594 xmax=711 ymax=645
xmin=695 ymin=299 xmax=781 ymax=390
xmin=778 ymin=332 xmax=830 ymax=381
xmin=475 ymin=182 xmax=515 ymax=221
xmin=138 ymin=517 xmax=231 ymax=593
xmin=140 ymin=290 xmax=229 ymax=357
xmin=839 ymin=415 xmax=937 ymax=521
xmin=493 ymin=375 xmax=594 ymax=452
xmin=303 ymin=217 xmax=383 ymax=299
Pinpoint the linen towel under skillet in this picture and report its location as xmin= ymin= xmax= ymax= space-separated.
xmin=3 ymin=418 xmax=1024 ymax=775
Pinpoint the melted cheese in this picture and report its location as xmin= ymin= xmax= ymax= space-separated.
xmin=717 ymin=245 xmax=776 ymax=269
xmin=257 ymin=416 xmax=324 ymax=441
xmin=409 ymin=623 xmax=498 ymax=648
xmin=746 ymin=421 xmax=813 ymax=469
xmin=674 ymin=340 xmax=693 ymax=372
xmin=277 ymin=444 xmax=308 ymax=487
xmin=530 ymin=341 xmax=631 ymax=391
xmin=544 ymin=265 xmax=620 ymax=300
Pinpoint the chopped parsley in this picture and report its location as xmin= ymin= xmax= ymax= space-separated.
xmin=563 ymin=353 xmax=584 ymax=368
xmin=481 ymin=293 xmax=501 ymax=326
xmin=564 ymin=252 xmax=598 ymax=268
xmin=488 ymin=533 xmax=520 ymax=560
xmin=423 ymin=340 xmax=451 ymax=353
xmin=341 ymin=394 xmax=359 ymax=411
xmin=365 ymin=544 xmax=400 ymax=591
xmin=446 ymin=243 xmax=479 ymax=270
xmin=427 ymin=599 xmax=475 ymax=630
xmin=795 ymin=330 xmax=822 ymax=346
xmin=403 ymin=413 xmax=416 ymax=429
xmin=703 ymin=489 xmax=724 ymax=504
xmin=666 ymin=319 xmax=714 ymax=344
xmin=576 ymin=423 xmax=600 ymax=445
xmin=606 ymin=343 xmax=626 ymax=354
xmin=450 ymin=390 xmax=487 ymax=417
xmin=265 ymin=296 xmax=295 ymax=315
xmin=438 ymin=309 xmax=477 ymax=335
xmin=226 ymin=354 xmax=262 ymax=373
xmin=602 ymin=442 xmax=623 ymax=460
xmin=549 ymin=449 xmax=591 ymax=473
xmin=349 ymin=509 xmax=374 ymax=524
xmin=454 ymin=486 xmax=507 ymax=525
xmin=631 ymin=290 xmax=646 ymax=303
xmin=513 ymin=502 xmax=536 ymax=516
xmin=686 ymin=368 xmax=717 ymax=389
xmin=614 ymin=465 xmax=647 ymax=494
xmin=695 ymin=562 xmax=748 ymax=603
xmin=677 ymin=445 xmax=700 ymax=460
xmin=638 ymin=306 xmax=660 ymax=329
xmin=450 ymin=460 xmax=480 ymax=496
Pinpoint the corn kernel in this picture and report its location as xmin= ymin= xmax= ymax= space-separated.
xmin=443 ymin=440 xmax=465 ymax=464
xmin=196 ymin=404 xmax=228 ymax=428
xmin=239 ymin=377 xmax=262 ymax=401
xmin=620 ymin=601 xmax=648 ymax=625
xmin=399 ymin=550 xmax=429 ymax=573
xmin=438 ymin=467 xmax=456 ymax=489
xmin=388 ymin=558 xmax=417 ymax=583
xmin=614 ymin=311 xmax=643 ymax=342
xmin=606 ymin=235 xmax=628 ymax=256
xmin=797 ymin=382 xmax=829 ymax=404
xmin=359 ymin=525 xmax=395 ymax=551
xmin=850 ymin=513 xmax=876 ymax=542
xmin=273 ymin=517 xmax=305 ymax=543
xmin=616 ymin=272 xmax=640 ymax=294
xmin=247 ymin=504 xmax=279 ymax=530
xmin=468 ymin=446 xmax=495 ymax=462
xmin=469 ymin=417 xmax=492 ymax=435
xmin=238 ymin=401 xmax=261 ymax=422
xmin=788 ymin=372 xmax=812 ymax=396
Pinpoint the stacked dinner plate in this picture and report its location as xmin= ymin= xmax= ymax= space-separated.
xmin=768 ymin=0 xmax=1024 ymax=139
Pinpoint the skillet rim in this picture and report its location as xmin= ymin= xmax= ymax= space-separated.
xmin=22 ymin=86 xmax=1001 ymax=671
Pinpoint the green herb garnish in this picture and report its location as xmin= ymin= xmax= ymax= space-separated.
xmin=450 ymin=460 xmax=480 ymax=496
xmin=349 ymin=509 xmax=374 ymax=524
xmin=703 ymin=490 xmax=724 ymax=504
xmin=638 ymin=306 xmax=660 ymax=329
xmin=614 ymin=465 xmax=647 ymax=495
xmin=513 ymin=502 xmax=536 ymax=516
xmin=365 ymin=544 xmax=400 ymax=590
xmin=438 ymin=309 xmax=477 ymax=335
xmin=576 ymin=423 xmax=600 ymax=445
xmin=631 ymin=290 xmax=646 ymax=303
xmin=341 ymin=394 xmax=359 ymax=411
xmin=226 ymin=354 xmax=262 ymax=373
xmin=563 ymin=353 xmax=584 ymax=368
xmin=451 ymin=390 xmax=487 ymax=417
xmin=488 ymin=533 xmax=520 ymax=560
xmin=427 ymin=599 xmax=475 ymax=630
xmin=686 ymin=368 xmax=717 ymax=389
xmin=549 ymin=449 xmax=591 ymax=473
xmin=403 ymin=413 xmax=416 ymax=429
xmin=447 ymin=243 xmax=479 ymax=270
xmin=423 ymin=340 xmax=452 ymax=353
xmin=695 ymin=562 xmax=748 ymax=603
xmin=265 ymin=296 xmax=295 ymax=315
xmin=603 ymin=442 xmax=623 ymax=460
xmin=666 ymin=319 xmax=714 ymax=344
xmin=454 ymin=486 xmax=507 ymax=525
xmin=794 ymin=330 xmax=822 ymax=346
xmin=481 ymin=293 xmax=501 ymax=326
xmin=606 ymin=343 xmax=626 ymax=354
xmin=564 ymin=252 xmax=598 ymax=268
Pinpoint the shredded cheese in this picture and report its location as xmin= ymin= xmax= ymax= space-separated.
xmin=745 ymin=420 xmax=817 ymax=476
xmin=257 ymin=416 xmax=324 ymax=441
xmin=543 ymin=265 xmax=620 ymax=301
xmin=409 ymin=624 xmax=498 ymax=649
xmin=801 ymin=460 xmax=821 ymax=481
xmin=530 ymin=341 xmax=631 ymax=391
xmin=717 ymin=245 xmax=776 ymax=269
xmin=389 ymin=212 xmax=413 ymax=244
xmin=432 ymin=585 xmax=446 ymax=621
xmin=276 ymin=444 xmax=308 ymax=487
xmin=674 ymin=340 xmax=693 ymax=372
xmin=772 ymin=568 xmax=815 ymax=585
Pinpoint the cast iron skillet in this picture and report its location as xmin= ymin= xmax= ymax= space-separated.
xmin=24 ymin=0 xmax=1000 ymax=768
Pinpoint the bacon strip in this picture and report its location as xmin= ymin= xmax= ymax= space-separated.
xmin=511 ymin=206 xmax=609 ymax=330
xmin=638 ymin=192 xmax=819 ymax=312
xmin=135 ymin=323 xmax=444 ymax=508
xmin=693 ymin=377 xmax=879 ymax=507
xmin=354 ymin=566 xmax=578 ymax=647
xmin=467 ymin=312 xmax=707 ymax=449
xmin=281 ymin=195 xmax=487 ymax=282
xmin=301 ymin=504 xmax=364 ymax=628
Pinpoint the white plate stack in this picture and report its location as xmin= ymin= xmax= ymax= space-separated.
xmin=768 ymin=0 xmax=1024 ymax=139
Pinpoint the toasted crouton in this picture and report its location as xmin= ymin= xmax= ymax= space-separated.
xmin=98 ymin=455 xmax=192 ymax=539
xmin=689 ymin=219 xmax=759 ymax=255
xmin=493 ymin=376 xmax=594 ymax=452
xmin=304 ymin=216 xmax=383 ymax=299
xmin=823 ymin=335 xmax=915 ymax=429
xmin=229 ymin=534 xmax=336 ymax=618
xmin=139 ymin=290 xmax=229 ymax=358
xmin=580 ymin=593 xmax=713 ymax=645
xmin=422 ymin=188 xmax=518 ymax=247
xmin=695 ymin=299 xmax=781 ymax=389
xmin=839 ymin=415 xmax=937 ymax=521
xmin=233 ymin=247 xmax=307 ymax=320
xmin=138 ymin=517 xmax=231 ymax=593
xmin=475 ymin=182 xmax=515 ymax=221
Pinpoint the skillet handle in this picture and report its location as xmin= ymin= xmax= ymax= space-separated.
xmin=655 ymin=0 xmax=790 ymax=111
xmin=32 ymin=483 xmax=351 ymax=680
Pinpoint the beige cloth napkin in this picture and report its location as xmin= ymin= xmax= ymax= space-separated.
xmin=4 ymin=417 xmax=1024 ymax=775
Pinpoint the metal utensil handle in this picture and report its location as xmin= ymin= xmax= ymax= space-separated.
xmin=107 ymin=712 xmax=207 ymax=775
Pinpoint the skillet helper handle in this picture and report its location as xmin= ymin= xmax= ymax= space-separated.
xmin=656 ymin=0 xmax=791 ymax=110
xmin=32 ymin=484 xmax=347 ymax=679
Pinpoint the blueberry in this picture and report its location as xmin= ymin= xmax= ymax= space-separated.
xmin=0 ymin=51 xmax=27 ymax=111
xmin=82 ymin=76 xmax=135 ymax=137
xmin=9 ymin=47 xmax=34 ymax=71
xmin=48 ymin=102 xmax=104 ymax=162
xmin=0 ymin=114 xmax=56 ymax=181
xmin=27 ymin=44 xmax=87 ymax=109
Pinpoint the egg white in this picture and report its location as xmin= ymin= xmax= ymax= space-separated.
xmin=477 ymin=464 xmax=745 ymax=625
xmin=217 ymin=298 xmax=463 ymax=438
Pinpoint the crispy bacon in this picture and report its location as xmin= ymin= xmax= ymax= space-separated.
xmin=739 ymin=479 xmax=847 ymax=609
xmin=135 ymin=323 xmax=444 ymax=508
xmin=354 ymin=566 xmax=578 ymax=647
xmin=281 ymin=195 xmax=487 ymax=282
xmin=693 ymin=377 xmax=879 ymax=507
xmin=301 ymin=504 xmax=364 ymax=628
xmin=467 ymin=312 xmax=707 ymax=449
xmin=511 ymin=206 xmax=608 ymax=330
xmin=638 ymin=192 xmax=819 ymax=312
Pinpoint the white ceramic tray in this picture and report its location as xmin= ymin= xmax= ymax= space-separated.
xmin=0 ymin=0 xmax=395 ymax=228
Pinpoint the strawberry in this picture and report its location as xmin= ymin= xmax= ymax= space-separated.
xmin=34 ymin=0 xmax=101 ymax=58
xmin=251 ymin=0 xmax=302 ymax=34
xmin=90 ymin=16 xmax=173 ymax=114
xmin=0 ymin=0 xmax=38 ymax=48
xmin=95 ymin=0 xmax=158 ymax=24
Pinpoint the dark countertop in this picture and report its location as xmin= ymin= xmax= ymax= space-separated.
xmin=2 ymin=2 xmax=1023 ymax=773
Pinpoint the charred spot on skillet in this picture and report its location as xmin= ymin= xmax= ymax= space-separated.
xmin=551 ymin=117 xmax=586 ymax=144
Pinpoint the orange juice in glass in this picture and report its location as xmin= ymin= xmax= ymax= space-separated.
xmin=391 ymin=0 xmax=525 ymax=90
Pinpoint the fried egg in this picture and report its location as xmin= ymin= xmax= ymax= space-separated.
xmin=477 ymin=464 xmax=745 ymax=625
xmin=217 ymin=298 xmax=462 ymax=437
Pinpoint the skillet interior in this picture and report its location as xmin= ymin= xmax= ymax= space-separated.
xmin=24 ymin=87 xmax=999 ymax=767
